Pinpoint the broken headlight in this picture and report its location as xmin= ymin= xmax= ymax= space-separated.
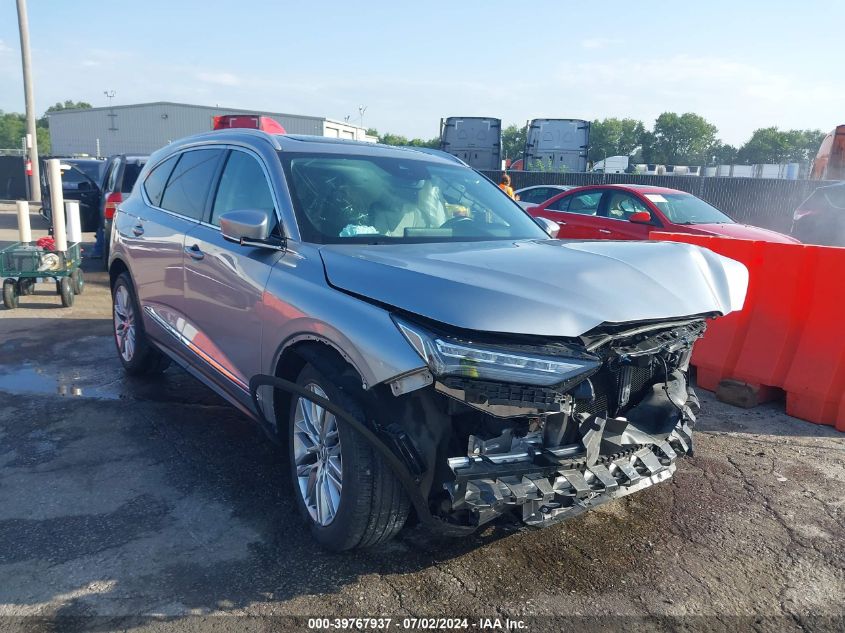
xmin=393 ymin=316 xmax=600 ymax=387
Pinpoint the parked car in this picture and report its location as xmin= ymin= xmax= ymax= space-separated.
xmin=109 ymin=131 xmax=747 ymax=550
xmin=514 ymin=185 xmax=573 ymax=209
xmin=40 ymin=157 xmax=106 ymax=233
xmin=528 ymin=184 xmax=800 ymax=243
xmin=100 ymin=155 xmax=148 ymax=263
xmin=791 ymin=181 xmax=845 ymax=246
xmin=591 ymin=156 xmax=629 ymax=174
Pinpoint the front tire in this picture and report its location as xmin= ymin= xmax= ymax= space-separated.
xmin=3 ymin=279 xmax=18 ymax=309
xmin=288 ymin=363 xmax=410 ymax=551
xmin=112 ymin=272 xmax=170 ymax=376
xmin=59 ymin=277 xmax=74 ymax=307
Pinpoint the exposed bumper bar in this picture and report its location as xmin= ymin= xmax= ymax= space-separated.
xmin=445 ymin=414 xmax=693 ymax=528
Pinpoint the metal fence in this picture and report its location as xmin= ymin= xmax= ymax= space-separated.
xmin=482 ymin=171 xmax=841 ymax=233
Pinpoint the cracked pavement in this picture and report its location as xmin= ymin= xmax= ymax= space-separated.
xmin=1 ymin=205 xmax=844 ymax=631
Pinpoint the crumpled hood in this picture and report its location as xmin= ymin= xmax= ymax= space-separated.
xmin=319 ymin=239 xmax=748 ymax=337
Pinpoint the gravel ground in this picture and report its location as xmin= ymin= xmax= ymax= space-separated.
xmin=0 ymin=204 xmax=843 ymax=632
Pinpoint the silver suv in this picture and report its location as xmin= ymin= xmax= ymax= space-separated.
xmin=109 ymin=130 xmax=747 ymax=551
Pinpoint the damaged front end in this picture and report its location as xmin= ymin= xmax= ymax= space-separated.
xmin=392 ymin=316 xmax=705 ymax=530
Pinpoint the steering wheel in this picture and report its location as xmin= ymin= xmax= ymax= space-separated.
xmin=440 ymin=216 xmax=474 ymax=229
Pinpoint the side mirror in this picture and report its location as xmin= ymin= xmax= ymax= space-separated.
xmin=534 ymin=216 xmax=560 ymax=238
xmin=220 ymin=209 xmax=282 ymax=250
xmin=629 ymin=211 xmax=652 ymax=224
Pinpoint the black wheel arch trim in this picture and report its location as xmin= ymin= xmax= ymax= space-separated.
xmin=249 ymin=373 xmax=475 ymax=537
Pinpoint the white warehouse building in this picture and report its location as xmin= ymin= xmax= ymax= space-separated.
xmin=47 ymin=101 xmax=376 ymax=156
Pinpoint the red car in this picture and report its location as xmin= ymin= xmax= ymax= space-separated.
xmin=527 ymin=184 xmax=799 ymax=243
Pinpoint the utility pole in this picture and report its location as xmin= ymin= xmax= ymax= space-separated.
xmin=16 ymin=0 xmax=41 ymax=202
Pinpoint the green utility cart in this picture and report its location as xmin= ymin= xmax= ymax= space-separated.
xmin=0 ymin=242 xmax=83 ymax=309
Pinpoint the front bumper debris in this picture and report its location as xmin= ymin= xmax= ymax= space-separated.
xmin=447 ymin=440 xmax=684 ymax=527
xmin=444 ymin=379 xmax=697 ymax=528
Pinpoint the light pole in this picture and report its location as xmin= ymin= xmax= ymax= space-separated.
xmin=358 ymin=105 xmax=367 ymax=130
xmin=15 ymin=0 xmax=41 ymax=202
xmin=104 ymin=90 xmax=117 ymax=132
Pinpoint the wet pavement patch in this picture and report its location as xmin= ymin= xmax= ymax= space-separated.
xmin=0 ymin=364 xmax=121 ymax=400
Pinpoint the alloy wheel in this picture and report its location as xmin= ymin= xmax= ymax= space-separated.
xmin=293 ymin=383 xmax=343 ymax=526
xmin=113 ymin=285 xmax=136 ymax=362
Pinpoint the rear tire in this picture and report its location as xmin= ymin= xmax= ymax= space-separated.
xmin=3 ymin=279 xmax=18 ymax=309
xmin=112 ymin=272 xmax=171 ymax=376
xmin=71 ymin=269 xmax=84 ymax=295
xmin=19 ymin=279 xmax=35 ymax=296
xmin=59 ymin=277 xmax=74 ymax=307
xmin=288 ymin=363 xmax=410 ymax=551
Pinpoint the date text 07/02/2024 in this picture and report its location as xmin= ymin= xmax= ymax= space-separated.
xmin=307 ymin=617 xmax=527 ymax=630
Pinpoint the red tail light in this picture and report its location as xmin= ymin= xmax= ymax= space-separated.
xmin=104 ymin=192 xmax=122 ymax=220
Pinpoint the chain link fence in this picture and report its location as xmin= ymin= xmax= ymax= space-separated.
xmin=482 ymin=171 xmax=840 ymax=233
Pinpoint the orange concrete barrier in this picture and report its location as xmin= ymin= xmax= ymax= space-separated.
xmin=781 ymin=247 xmax=845 ymax=431
xmin=650 ymin=232 xmax=845 ymax=432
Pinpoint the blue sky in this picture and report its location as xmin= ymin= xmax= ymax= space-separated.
xmin=1 ymin=1 xmax=843 ymax=145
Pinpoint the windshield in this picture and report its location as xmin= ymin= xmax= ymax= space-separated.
xmin=61 ymin=164 xmax=101 ymax=190
xmin=645 ymin=193 xmax=734 ymax=225
xmin=68 ymin=160 xmax=105 ymax=184
xmin=281 ymin=152 xmax=547 ymax=244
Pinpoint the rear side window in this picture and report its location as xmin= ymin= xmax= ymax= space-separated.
xmin=143 ymin=155 xmax=178 ymax=207
xmin=564 ymin=191 xmax=602 ymax=215
xmin=160 ymin=149 xmax=223 ymax=220
xmin=105 ymin=159 xmax=122 ymax=192
xmin=122 ymin=162 xmax=145 ymax=193
xmin=546 ymin=195 xmax=570 ymax=212
xmin=211 ymin=150 xmax=275 ymax=226
xmin=521 ymin=188 xmax=551 ymax=204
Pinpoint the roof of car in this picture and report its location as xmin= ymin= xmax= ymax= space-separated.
xmin=163 ymin=130 xmax=459 ymax=165
xmin=602 ymin=183 xmax=684 ymax=194
xmin=515 ymin=185 xmax=571 ymax=191
xmin=545 ymin=183 xmax=684 ymax=196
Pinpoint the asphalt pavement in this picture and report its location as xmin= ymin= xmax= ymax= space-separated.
xmin=0 ymin=203 xmax=843 ymax=632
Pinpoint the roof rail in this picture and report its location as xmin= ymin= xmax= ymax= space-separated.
xmin=207 ymin=128 xmax=283 ymax=151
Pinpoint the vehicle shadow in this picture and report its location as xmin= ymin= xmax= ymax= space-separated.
xmin=0 ymin=356 xmax=528 ymax=627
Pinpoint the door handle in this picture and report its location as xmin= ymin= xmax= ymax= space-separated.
xmin=557 ymin=220 xmax=567 ymax=226
xmin=599 ymin=229 xmax=612 ymax=234
xmin=132 ymin=224 xmax=144 ymax=237
xmin=185 ymin=244 xmax=205 ymax=260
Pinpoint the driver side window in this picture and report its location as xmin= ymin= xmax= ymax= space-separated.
xmin=211 ymin=150 xmax=276 ymax=227
xmin=603 ymin=192 xmax=648 ymax=220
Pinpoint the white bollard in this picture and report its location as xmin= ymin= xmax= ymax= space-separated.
xmin=65 ymin=200 xmax=82 ymax=244
xmin=16 ymin=200 xmax=32 ymax=244
xmin=47 ymin=159 xmax=68 ymax=252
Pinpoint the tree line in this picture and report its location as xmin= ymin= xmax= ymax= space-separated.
xmin=370 ymin=113 xmax=827 ymax=167
xmin=580 ymin=113 xmax=825 ymax=166
xmin=3 ymin=102 xmax=826 ymax=167
xmin=0 ymin=100 xmax=92 ymax=154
